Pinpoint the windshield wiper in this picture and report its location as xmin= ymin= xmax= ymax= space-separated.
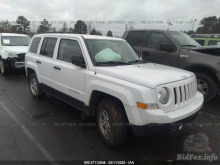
xmin=181 ymin=45 xmax=197 ymax=48
xmin=96 ymin=61 xmax=129 ymax=66
xmin=127 ymin=60 xmax=146 ymax=64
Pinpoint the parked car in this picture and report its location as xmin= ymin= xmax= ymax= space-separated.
xmin=25 ymin=33 xmax=203 ymax=147
xmin=0 ymin=33 xmax=31 ymax=75
xmin=191 ymin=34 xmax=220 ymax=46
xmin=122 ymin=29 xmax=220 ymax=102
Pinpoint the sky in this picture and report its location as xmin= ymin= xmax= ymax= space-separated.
xmin=0 ymin=0 xmax=219 ymax=36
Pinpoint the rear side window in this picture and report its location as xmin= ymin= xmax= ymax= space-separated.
xmin=29 ymin=37 xmax=41 ymax=53
xmin=57 ymin=39 xmax=83 ymax=63
xmin=195 ymin=39 xmax=205 ymax=46
xmin=126 ymin=31 xmax=145 ymax=46
xmin=40 ymin=38 xmax=57 ymax=58
xmin=208 ymin=40 xmax=220 ymax=46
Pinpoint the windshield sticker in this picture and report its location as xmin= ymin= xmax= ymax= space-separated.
xmin=3 ymin=39 xmax=10 ymax=44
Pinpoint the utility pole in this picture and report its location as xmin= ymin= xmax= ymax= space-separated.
xmin=192 ymin=19 xmax=197 ymax=32
xmin=125 ymin=24 xmax=128 ymax=30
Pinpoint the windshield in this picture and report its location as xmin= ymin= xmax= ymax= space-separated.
xmin=85 ymin=39 xmax=141 ymax=66
xmin=1 ymin=36 xmax=31 ymax=46
xmin=169 ymin=31 xmax=201 ymax=48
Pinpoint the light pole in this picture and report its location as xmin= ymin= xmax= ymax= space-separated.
xmin=192 ymin=19 xmax=197 ymax=32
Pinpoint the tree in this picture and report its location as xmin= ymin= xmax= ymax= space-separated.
xmin=37 ymin=19 xmax=51 ymax=33
xmin=90 ymin=28 xmax=102 ymax=35
xmin=69 ymin=27 xmax=74 ymax=33
xmin=0 ymin=20 xmax=12 ymax=32
xmin=96 ymin=31 xmax=102 ymax=36
xmin=73 ymin=20 xmax=87 ymax=34
xmin=61 ymin=23 xmax=68 ymax=32
xmin=90 ymin=28 xmax=97 ymax=35
xmin=106 ymin=30 xmax=113 ymax=37
xmin=16 ymin=16 xmax=30 ymax=33
xmin=196 ymin=16 xmax=220 ymax=33
xmin=51 ymin=27 xmax=57 ymax=32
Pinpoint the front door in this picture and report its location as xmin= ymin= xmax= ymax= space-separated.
xmin=142 ymin=32 xmax=179 ymax=67
xmin=52 ymin=38 xmax=86 ymax=107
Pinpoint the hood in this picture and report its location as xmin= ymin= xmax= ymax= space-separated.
xmin=95 ymin=63 xmax=194 ymax=88
xmin=191 ymin=45 xmax=220 ymax=51
xmin=190 ymin=45 xmax=220 ymax=56
xmin=3 ymin=46 xmax=28 ymax=54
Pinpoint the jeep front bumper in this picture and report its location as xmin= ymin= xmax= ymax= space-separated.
xmin=124 ymin=91 xmax=203 ymax=135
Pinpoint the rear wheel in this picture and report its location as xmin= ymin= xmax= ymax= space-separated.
xmin=97 ymin=99 xmax=128 ymax=147
xmin=196 ymin=73 xmax=219 ymax=102
xmin=0 ymin=59 xmax=11 ymax=76
xmin=29 ymin=73 xmax=44 ymax=98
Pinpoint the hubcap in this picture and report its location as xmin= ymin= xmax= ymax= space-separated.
xmin=197 ymin=79 xmax=208 ymax=95
xmin=30 ymin=78 xmax=38 ymax=95
xmin=99 ymin=109 xmax=110 ymax=139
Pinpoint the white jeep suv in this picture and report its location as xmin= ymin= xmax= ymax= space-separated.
xmin=25 ymin=34 xmax=204 ymax=147
xmin=0 ymin=33 xmax=31 ymax=75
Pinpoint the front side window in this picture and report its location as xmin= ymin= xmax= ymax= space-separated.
xmin=148 ymin=32 xmax=172 ymax=50
xmin=2 ymin=36 xmax=31 ymax=46
xmin=40 ymin=38 xmax=57 ymax=58
xmin=57 ymin=39 xmax=83 ymax=63
xmin=85 ymin=39 xmax=141 ymax=66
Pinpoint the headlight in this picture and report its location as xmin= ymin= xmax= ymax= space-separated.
xmin=6 ymin=50 xmax=18 ymax=58
xmin=158 ymin=87 xmax=169 ymax=104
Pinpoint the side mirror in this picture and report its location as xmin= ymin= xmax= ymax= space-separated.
xmin=160 ymin=43 xmax=174 ymax=52
xmin=71 ymin=55 xmax=86 ymax=68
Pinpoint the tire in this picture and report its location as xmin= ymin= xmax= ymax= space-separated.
xmin=97 ymin=99 xmax=128 ymax=147
xmin=0 ymin=59 xmax=11 ymax=76
xmin=29 ymin=73 xmax=44 ymax=98
xmin=196 ymin=73 xmax=219 ymax=102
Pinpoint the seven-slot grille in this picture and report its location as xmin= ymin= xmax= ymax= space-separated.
xmin=173 ymin=79 xmax=197 ymax=106
xmin=17 ymin=53 xmax=25 ymax=62
xmin=156 ymin=76 xmax=197 ymax=112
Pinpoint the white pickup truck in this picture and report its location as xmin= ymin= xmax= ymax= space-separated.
xmin=0 ymin=33 xmax=31 ymax=75
xmin=25 ymin=34 xmax=204 ymax=147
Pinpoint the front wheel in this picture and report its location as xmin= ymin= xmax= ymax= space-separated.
xmin=196 ymin=73 xmax=219 ymax=102
xmin=29 ymin=73 xmax=45 ymax=98
xmin=97 ymin=99 xmax=128 ymax=147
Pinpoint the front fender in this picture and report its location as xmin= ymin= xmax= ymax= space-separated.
xmin=84 ymin=73 xmax=156 ymax=107
xmin=25 ymin=61 xmax=41 ymax=83
xmin=85 ymin=79 xmax=136 ymax=106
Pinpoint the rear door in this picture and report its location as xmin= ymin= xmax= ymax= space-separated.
xmin=52 ymin=38 xmax=86 ymax=107
xmin=37 ymin=37 xmax=57 ymax=86
xmin=142 ymin=32 xmax=179 ymax=67
xmin=126 ymin=31 xmax=146 ymax=54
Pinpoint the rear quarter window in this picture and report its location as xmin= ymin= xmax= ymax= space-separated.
xmin=194 ymin=39 xmax=205 ymax=46
xmin=126 ymin=31 xmax=145 ymax=46
xmin=29 ymin=37 xmax=41 ymax=53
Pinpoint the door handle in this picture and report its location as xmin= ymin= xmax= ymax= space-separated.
xmin=36 ymin=60 xmax=41 ymax=64
xmin=54 ymin=66 xmax=61 ymax=70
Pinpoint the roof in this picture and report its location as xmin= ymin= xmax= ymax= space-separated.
xmin=0 ymin=33 xmax=29 ymax=37
xmin=34 ymin=33 xmax=124 ymax=41
xmin=191 ymin=34 xmax=220 ymax=38
xmin=125 ymin=29 xmax=178 ymax=33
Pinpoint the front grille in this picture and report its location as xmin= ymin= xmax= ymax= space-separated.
xmin=173 ymin=80 xmax=197 ymax=105
xmin=17 ymin=53 xmax=25 ymax=62
xmin=156 ymin=76 xmax=197 ymax=112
